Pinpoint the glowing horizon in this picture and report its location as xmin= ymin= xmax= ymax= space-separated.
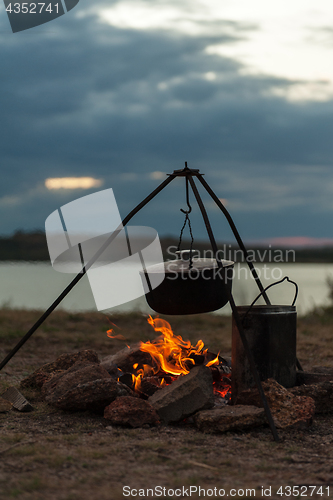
xmin=45 ymin=177 xmax=103 ymax=190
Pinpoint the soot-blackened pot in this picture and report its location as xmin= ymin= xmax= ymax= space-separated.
xmin=140 ymin=250 xmax=234 ymax=315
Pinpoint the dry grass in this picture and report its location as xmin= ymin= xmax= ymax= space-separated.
xmin=0 ymin=308 xmax=333 ymax=499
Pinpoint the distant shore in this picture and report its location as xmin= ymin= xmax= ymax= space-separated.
xmin=1 ymin=230 xmax=333 ymax=263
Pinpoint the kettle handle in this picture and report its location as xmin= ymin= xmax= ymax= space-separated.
xmin=242 ymin=276 xmax=298 ymax=322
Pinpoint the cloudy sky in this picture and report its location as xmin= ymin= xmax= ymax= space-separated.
xmin=1 ymin=0 xmax=333 ymax=242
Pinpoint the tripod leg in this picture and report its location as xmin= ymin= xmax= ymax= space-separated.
xmin=0 ymin=271 xmax=85 ymax=371
xmin=196 ymin=174 xmax=271 ymax=305
xmin=0 ymin=174 xmax=176 ymax=372
xmin=196 ymin=174 xmax=303 ymax=372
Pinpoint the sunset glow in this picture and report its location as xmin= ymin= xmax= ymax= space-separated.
xmin=45 ymin=177 xmax=103 ymax=190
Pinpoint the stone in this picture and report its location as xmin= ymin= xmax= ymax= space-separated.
xmin=104 ymin=396 xmax=160 ymax=428
xmin=194 ymin=405 xmax=266 ymax=433
xmin=55 ymin=378 xmax=132 ymax=412
xmin=275 ymin=396 xmax=315 ymax=429
xmin=21 ymin=350 xmax=100 ymax=389
xmin=100 ymin=344 xmax=153 ymax=374
xmin=234 ymin=378 xmax=291 ymax=407
xmin=0 ymin=397 xmax=12 ymax=413
xmin=42 ymin=362 xmax=112 ymax=405
xmin=290 ymin=381 xmax=333 ymax=414
xmin=42 ymin=359 xmax=135 ymax=412
xmin=148 ymin=365 xmax=214 ymax=424
xmin=235 ymin=379 xmax=315 ymax=429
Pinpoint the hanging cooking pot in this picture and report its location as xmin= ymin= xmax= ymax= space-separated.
xmin=140 ymin=250 xmax=234 ymax=315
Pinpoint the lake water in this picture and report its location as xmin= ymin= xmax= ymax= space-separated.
xmin=1 ymin=261 xmax=333 ymax=316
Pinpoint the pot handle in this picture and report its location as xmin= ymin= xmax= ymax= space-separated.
xmin=242 ymin=276 xmax=298 ymax=322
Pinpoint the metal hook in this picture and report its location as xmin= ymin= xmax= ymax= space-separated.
xmin=180 ymin=174 xmax=192 ymax=214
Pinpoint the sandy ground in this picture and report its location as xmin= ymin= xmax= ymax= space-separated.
xmin=1 ymin=308 xmax=333 ymax=500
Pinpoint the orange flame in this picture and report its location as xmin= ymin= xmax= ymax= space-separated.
xmin=106 ymin=329 xmax=130 ymax=348
xmin=132 ymin=372 xmax=143 ymax=392
xmin=106 ymin=315 xmax=230 ymax=400
xmin=137 ymin=316 xmax=205 ymax=377
xmin=206 ymin=353 xmax=220 ymax=367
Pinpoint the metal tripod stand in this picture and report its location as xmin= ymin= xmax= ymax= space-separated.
xmin=0 ymin=163 xmax=284 ymax=441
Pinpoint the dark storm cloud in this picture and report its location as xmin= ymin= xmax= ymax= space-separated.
xmin=1 ymin=2 xmax=333 ymax=238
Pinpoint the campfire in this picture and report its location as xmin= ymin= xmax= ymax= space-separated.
xmin=16 ymin=314 xmax=326 ymax=434
xmin=107 ymin=316 xmax=231 ymax=401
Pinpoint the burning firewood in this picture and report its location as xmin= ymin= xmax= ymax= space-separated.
xmin=102 ymin=316 xmax=232 ymax=403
